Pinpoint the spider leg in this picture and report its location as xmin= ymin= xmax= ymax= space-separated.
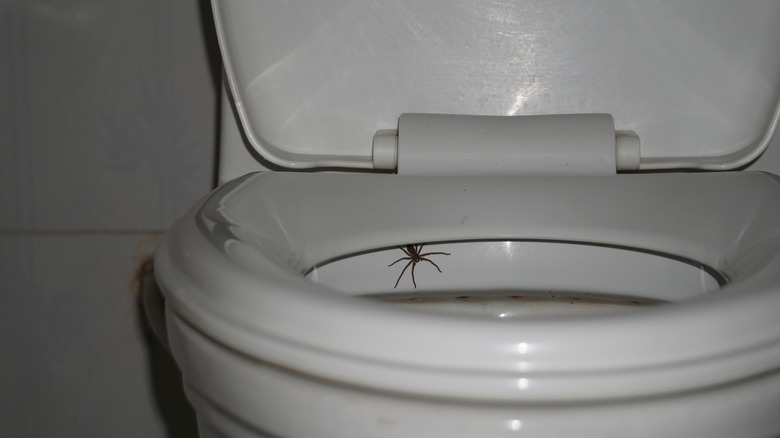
xmin=394 ymin=260 xmax=413 ymax=288
xmin=410 ymin=260 xmax=417 ymax=288
xmin=419 ymin=251 xmax=451 ymax=257
xmin=421 ymin=257 xmax=444 ymax=273
xmin=388 ymin=256 xmax=410 ymax=267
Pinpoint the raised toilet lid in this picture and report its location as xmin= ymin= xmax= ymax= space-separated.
xmin=212 ymin=0 xmax=780 ymax=173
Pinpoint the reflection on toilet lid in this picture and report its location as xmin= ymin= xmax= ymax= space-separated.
xmin=156 ymin=171 xmax=780 ymax=402
xmin=213 ymin=0 xmax=780 ymax=172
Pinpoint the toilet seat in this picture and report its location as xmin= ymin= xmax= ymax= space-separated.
xmin=156 ymin=170 xmax=780 ymax=402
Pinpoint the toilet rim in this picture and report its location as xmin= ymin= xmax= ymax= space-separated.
xmin=156 ymin=171 xmax=780 ymax=402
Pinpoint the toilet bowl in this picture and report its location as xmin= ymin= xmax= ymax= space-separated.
xmin=155 ymin=0 xmax=780 ymax=436
xmin=156 ymin=171 xmax=780 ymax=436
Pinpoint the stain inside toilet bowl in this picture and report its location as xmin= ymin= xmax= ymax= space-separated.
xmin=361 ymin=290 xmax=666 ymax=318
xmin=305 ymin=240 xmax=722 ymax=317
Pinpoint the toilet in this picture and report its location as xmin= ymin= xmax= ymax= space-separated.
xmin=154 ymin=1 xmax=780 ymax=437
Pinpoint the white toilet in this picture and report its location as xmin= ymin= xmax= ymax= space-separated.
xmin=155 ymin=1 xmax=780 ymax=436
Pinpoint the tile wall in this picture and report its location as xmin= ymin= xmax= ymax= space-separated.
xmin=1 ymin=1 xmax=219 ymax=436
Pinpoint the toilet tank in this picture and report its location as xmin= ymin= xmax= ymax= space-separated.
xmin=212 ymin=0 xmax=780 ymax=176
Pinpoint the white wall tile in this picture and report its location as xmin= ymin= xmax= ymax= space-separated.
xmin=0 ymin=0 xmax=216 ymax=436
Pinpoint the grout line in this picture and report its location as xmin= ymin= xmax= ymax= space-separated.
xmin=0 ymin=230 xmax=167 ymax=237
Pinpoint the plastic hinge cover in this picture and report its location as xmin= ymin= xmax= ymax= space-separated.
xmin=374 ymin=113 xmax=639 ymax=175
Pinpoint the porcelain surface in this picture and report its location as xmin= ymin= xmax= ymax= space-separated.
xmin=214 ymin=0 xmax=780 ymax=170
xmin=156 ymin=172 xmax=780 ymax=436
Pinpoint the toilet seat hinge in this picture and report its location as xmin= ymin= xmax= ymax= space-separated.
xmin=373 ymin=113 xmax=640 ymax=175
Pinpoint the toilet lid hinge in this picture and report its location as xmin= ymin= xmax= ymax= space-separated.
xmin=373 ymin=113 xmax=641 ymax=176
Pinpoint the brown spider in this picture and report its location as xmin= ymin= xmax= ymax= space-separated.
xmin=388 ymin=243 xmax=450 ymax=288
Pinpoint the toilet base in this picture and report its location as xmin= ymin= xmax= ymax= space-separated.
xmin=169 ymin=311 xmax=780 ymax=438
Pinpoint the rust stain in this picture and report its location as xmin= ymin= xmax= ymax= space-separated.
xmin=132 ymin=256 xmax=155 ymax=300
xmin=130 ymin=233 xmax=163 ymax=299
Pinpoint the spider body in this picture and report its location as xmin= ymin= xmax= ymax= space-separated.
xmin=388 ymin=243 xmax=450 ymax=288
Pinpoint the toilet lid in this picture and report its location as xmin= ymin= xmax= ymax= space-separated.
xmin=212 ymin=0 xmax=780 ymax=172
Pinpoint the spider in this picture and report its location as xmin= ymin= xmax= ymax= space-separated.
xmin=388 ymin=243 xmax=450 ymax=288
